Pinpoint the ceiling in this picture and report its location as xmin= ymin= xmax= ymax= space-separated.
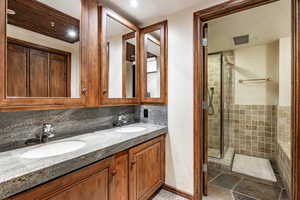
xmin=208 ymin=0 xmax=291 ymax=53
xmin=38 ymin=0 xmax=81 ymax=19
xmin=107 ymin=16 xmax=133 ymax=39
xmin=99 ymin=0 xmax=202 ymax=25
xmin=8 ymin=0 xmax=80 ymax=43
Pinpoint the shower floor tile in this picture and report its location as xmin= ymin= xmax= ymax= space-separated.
xmin=232 ymin=154 xmax=277 ymax=182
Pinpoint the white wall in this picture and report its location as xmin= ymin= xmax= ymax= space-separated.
xmin=7 ymin=25 xmax=80 ymax=98
xmin=165 ymin=0 xmax=227 ymax=194
xmin=108 ymin=36 xmax=123 ymax=98
xmin=279 ymin=37 xmax=292 ymax=106
xmin=234 ymin=42 xmax=279 ymax=105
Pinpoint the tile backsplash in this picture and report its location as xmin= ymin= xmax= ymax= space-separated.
xmin=0 ymin=106 xmax=136 ymax=151
xmin=135 ymin=105 xmax=168 ymax=126
xmin=0 ymin=105 xmax=168 ymax=152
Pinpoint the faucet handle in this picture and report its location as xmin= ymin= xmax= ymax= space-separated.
xmin=47 ymin=132 xmax=55 ymax=138
xmin=42 ymin=123 xmax=55 ymax=137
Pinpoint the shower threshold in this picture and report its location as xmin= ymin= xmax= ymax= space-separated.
xmin=232 ymin=154 xmax=277 ymax=183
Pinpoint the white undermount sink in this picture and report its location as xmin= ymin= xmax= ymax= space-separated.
xmin=116 ymin=126 xmax=147 ymax=133
xmin=21 ymin=140 xmax=86 ymax=159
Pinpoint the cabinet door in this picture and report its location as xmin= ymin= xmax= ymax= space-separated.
xmin=48 ymin=168 xmax=109 ymax=200
xmin=7 ymin=43 xmax=28 ymax=97
xmin=129 ymin=136 xmax=165 ymax=200
xmin=49 ymin=53 xmax=68 ymax=97
xmin=111 ymin=151 xmax=129 ymax=200
xmin=29 ymin=49 xmax=49 ymax=97
xmin=8 ymin=157 xmax=115 ymax=200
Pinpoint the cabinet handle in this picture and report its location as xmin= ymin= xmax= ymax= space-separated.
xmin=81 ymin=88 xmax=88 ymax=96
xmin=130 ymin=161 xmax=136 ymax=169
xmin=103 ymin=89 xmax=108 ymax=96
xmin=111 ymin=170 xmax=117 ymax=177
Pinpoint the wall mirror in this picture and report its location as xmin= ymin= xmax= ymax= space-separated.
xmin=141 ymin=21 xmax=167 ymax=104
xmin=0 ymin=0 xmax=86 ymax=109
xmin=100 ymin=7 xmax=140 ymax=105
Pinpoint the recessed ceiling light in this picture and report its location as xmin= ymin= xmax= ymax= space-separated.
xmin=68 ymin=30 xmax=77 ymax=38
xmin=7 ymin=9 xmax=16 ymax=15
xmin=130 ymin=0 xmax=138 ymax=8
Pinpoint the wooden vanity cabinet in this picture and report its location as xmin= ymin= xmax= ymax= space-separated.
xmin=7 ymin=136 xmax=165 ymax=200
xmin=111 ymin=151 xmax=129 ymax=200
xmin=129 ymin=136 xmax=165 ymax=200
xmin=8 ymin=157 xmax=115 ymax=200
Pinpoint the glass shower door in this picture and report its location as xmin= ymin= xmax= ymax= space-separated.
xmin=207 ymin=53 xmax=223 ymax=158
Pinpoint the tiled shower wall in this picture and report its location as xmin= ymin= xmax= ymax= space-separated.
xmin=228 ymin=105 xmax=277 ymax=159
xmin=276 ymin=106 xmax=291 ymax=194
xmin=208 ymin=51 xmax=280 ymax=160
xmin=207 ymin=51 xmax=235 ymax=153
xmin=208 ymin=54 xmax=222 ymax=149
xmin=223 ymin=51 xmax=235 ymax=152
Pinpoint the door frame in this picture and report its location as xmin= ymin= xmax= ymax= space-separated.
xmin=193 ymin=0 xmax=299 ymax=200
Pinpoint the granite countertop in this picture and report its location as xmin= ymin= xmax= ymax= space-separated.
xmin=0 ymin=123 xmax=167 ymax=200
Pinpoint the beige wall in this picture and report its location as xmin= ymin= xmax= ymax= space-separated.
xmin=234 ymin=42 xmax=279 ymax=105
xmin=165 ymin=0 xmax=227 ymax=194
xmin=7 ymin=25 xmax=80 ymax=98
xmin=279 ymin=37 xmax=292 ymax=106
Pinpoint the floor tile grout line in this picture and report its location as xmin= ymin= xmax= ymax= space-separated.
xmin=231 ymin=177 xmax=244 ymax=191
xmin=232 ymin=190 xmax=259 ymax=200
xmin=208 ymin=171 xmax=224 ymax=183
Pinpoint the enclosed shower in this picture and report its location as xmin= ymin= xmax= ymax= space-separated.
xmin=207 ymin=52 xmax=234 ymax=159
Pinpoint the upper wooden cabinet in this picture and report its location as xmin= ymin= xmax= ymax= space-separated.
xmin=0 ymin=0 xmax=88 ymax=111
xmin=140 ymin=21 xmax=168 ymax=104
xmin=7 ymin=38 xmax=71 ymax=98
xmin=99 ymin=7 xmax=140 ymax=105
xmin=0 ymin=0 xmax=168 ymax=111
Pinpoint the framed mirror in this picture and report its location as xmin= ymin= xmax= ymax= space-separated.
xmin=0 ymin=0 xmax=87 ymax=109
xmin=140 ymin=21 xmax=168 ymax=104
xmin=100 ymin=7 xmax=140 ymax=105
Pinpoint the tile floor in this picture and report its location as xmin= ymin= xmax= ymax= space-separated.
xmin=152 ymin=162 xmax=289 ymax=200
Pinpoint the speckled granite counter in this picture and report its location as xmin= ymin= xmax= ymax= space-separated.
xmin=0 ymin=123 xmax=167 ymax=200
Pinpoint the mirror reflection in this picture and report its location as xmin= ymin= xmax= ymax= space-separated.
xmin=6 ymin=0 xmax=81 ymax=98
xmin=106 ymin=16 xmax=137 ymax=99
xmin=145 ymin=30 xmax=161 ymax=98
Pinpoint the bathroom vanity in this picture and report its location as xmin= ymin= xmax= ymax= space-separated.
xmin=0 ymin=124 xmax=167 ymax=200
xmin=0 ymin=0 xmax=169 ymax=199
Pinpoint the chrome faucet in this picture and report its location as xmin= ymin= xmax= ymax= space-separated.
xmin=25 ymin=122 xmax=55 ymax=145
xmin=114 ymin=113 xmax=129 ymax=127
xmin=39 ymin=123 xmax=55 ymax=143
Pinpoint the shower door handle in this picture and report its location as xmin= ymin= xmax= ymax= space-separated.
xmin=202 ymin=101 xmax=209 ymax=110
